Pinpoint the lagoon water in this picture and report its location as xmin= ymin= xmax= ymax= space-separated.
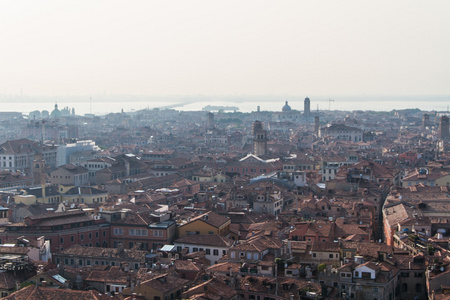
xmin=0 ymin=95 xmax=448 ymax=116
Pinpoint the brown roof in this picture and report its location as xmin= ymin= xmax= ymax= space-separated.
xmin=0 ymin=138 xmax=55 ymax=155
xmin=85 ymin=267 xmax=128 ymax=284
xmin=3 ymin=285 xmax=109 ymax=300
xmin=383 ymin=203 xmax=415 ymax=228
xmin=0 ymin=246 xmax=29 ymax=255
xmin=57 ymin=164 xmax=89 ymax=174
xmin=206 ymin=262 xmax=241 ymax=274
xmin=311 ymin=241 xmax=340 ymax=252
xmin=231 ymin=235 xmax=282 ymax=252
xmin=57 ymin=244 xmax=146 ymax=261
xmin=0 ymin=171 xmax=32 ymax=183
xmin=183 ymin=278 xmax=238 ymax=300
xmin=183 ymin=211 xmax=230 ymax=229
xmin=175 ymin=234 xmax=234 ymax=248
xmin=356 ymin=261 xmax=381 ymax=271
xmin=173 ymin=260 xmax=201 ymax=272
xmin=0 ymin=271 xmax=16 ymax=290
xmin=140 ymin=274 xmax=191 ymax=293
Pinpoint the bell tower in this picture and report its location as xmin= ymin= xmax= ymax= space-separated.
xmin=32 ymin=153 xmax=46 ymax=200
xmin=252 ymin=121 xmax=268 ymax=157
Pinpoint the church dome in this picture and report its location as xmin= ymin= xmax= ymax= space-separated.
xmin=50 ymin=103 xmax=62 ymax=119
xmin=282 ymin=101 xmax=291 ymax=112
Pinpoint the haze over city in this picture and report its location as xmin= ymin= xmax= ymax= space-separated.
xmin=1 ymin=2 xmax=450 ymax=299
xmin=1 ymin=0 xmax=450 ymax=103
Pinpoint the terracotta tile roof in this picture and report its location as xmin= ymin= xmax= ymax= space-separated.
xmin=223 ymin=211 xmax=272 ymax=224
xmin=182 ymin=211 xmax=230 ymax=229
xmin=57 ymin=244 xmax=146 ymax=261
xmin=383 ymin=202 xmax=415 ymax=228
xmin=246 ymin=221 xmax=281 ymax=237
xmin=335 ymin=223 xmax=370 ymax=237
xmin=388 ymin=185 xmax=450 ymax=203
xmin=342 ymin=160 xmax=397 ymax=179
xmin=22 ymin=211 xmax=93 ymax=227
xmin=3 ymin=285 xmax=110 ymax=299
xmin=173 ymin=260 xmax=201 ymax=272
xmin=183 ymin=277 xmax=238 ymax=300
xmin=0 ymin=138 xmax=55 ymax=155
xmin=206 ymin=262 xmax=241 ymax=274
xmin=311 ymin=241 xmax=340 ymax=252
xmin=25 ymin=210 xmax=84 ymax=221
xmin=0 ymin=171 xmax=32 ymax=184
xmin=0 ymin=271 xmax=16 ymax=290
xmin=235 ymin=276 xmax=270 ymax=293
xmin=231 ymin=235 xmax=282 ymax=252
xmin=350 ymin=242 xmax=401 ymax=260
xmin=58 ymin=164 xmax=89 ymax=174
xmin=289 ymin=241 xmax=308 ymax=251
xmin=356 ymin=261 xmax=381 ymax=271
xmin=171 ymin=179 xmax=199 ymax=189
xmin=393 ymin=254 xmax=426 ymax=270
xmin=113 ymin=211 xmax=153 ymax=226
xmin=140 ymin=274 xmax=191 ymax=293
xmin=0 ymin=246 xmax=29 ymax=255
xmin=175 ymin=234 xmax=234 ymax=248
xmin=338 ymin=262 xmax=356 ymax=273
xmin=85 ymin=267 xmax=128 ymax=284
xmin=306 ymin=222 xmax=334 ymax=237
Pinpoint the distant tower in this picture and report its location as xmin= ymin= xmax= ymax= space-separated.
xmin=32 ymin=153 xmax=46 ymax=200
xmin=438 ymin=116 xmax=449 ymax=140
xmin=252 ymin=121 xmax=267 ymax=157
xmin=314 ymin=116 xmax=320 ymax=135
xmin=422 ymin=114 xmax=430 ymax=130
xmin=304 ymin=97 xmax=311 ymax=120
xmin=206 ymin=112 xmax=215 ymax=130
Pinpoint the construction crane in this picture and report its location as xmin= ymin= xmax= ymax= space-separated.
xmin=329 ymin=99 xmax=335 ymax=111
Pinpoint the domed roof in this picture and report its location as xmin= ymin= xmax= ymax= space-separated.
xmin=50 ymin=103 xmax=62 ymax=119
xmin=282 ymin=101 xmax=291 ymax=112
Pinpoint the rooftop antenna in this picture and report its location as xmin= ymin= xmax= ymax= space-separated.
xmin=90 ymin=97 xmax=92 ymax=114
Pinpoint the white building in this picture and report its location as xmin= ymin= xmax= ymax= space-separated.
xmin=320 ymin=123 xmax=363 ymax=142
xmin=56 ymin=140 xmax=100 ymax=167
xmin=174 ymin=234 xmax=234 ymax=265
xmin=0 ymin=138 xmax=57 ymax=172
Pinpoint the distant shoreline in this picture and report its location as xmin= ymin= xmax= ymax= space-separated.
xmin=0 ymin=95 xmax=447 ymax=116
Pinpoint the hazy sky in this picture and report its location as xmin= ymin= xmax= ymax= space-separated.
xmin=1 ymin=0 xmax=449 ymax=97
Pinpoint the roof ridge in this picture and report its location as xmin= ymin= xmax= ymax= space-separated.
xmin=137 ymin=212 xmax=150 ymax=225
